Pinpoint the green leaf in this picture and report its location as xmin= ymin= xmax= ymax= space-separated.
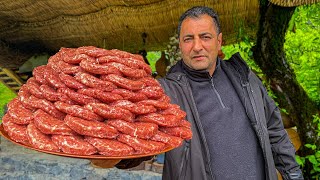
xmin=314 ymin=166 xmax=320 ymax=172
xmin=305 ymin=144 xmax=317 ymax=150
xmin=307 ymin=155 xmax=318 ymax=164
xmin=295 ymin=155 xmax=305 ymax=166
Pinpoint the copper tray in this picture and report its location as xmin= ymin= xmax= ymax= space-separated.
xmin=0 ymin=124 xmax=172 ymax=167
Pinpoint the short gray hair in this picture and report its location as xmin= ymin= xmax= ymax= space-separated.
xmin=177 ymin=6 xmax=221 ymax=37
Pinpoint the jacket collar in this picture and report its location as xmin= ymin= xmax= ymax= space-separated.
xmin=167 ymin=52 xmax=250 ymax=85
xmin=222 ymin=53 xmax=250 ymax=86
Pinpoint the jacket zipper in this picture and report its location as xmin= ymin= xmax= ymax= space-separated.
xmin=210 ymin=78 xmax=226 ymax=108
xmin=171 ymin=75 xmax=215 ymax=179
xmin=244 ymin=83 xmax=269 ymax=176
xmin=187 ymin=80 xmax=215 ymax=179
xmin=178 ymin=140 xmax=190 ymax=180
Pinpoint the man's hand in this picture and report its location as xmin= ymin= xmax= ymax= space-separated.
xmin=115 ymin=156 xmax=154 ymax=169
xmin=285 ymin=169 xmax=304 ymax=180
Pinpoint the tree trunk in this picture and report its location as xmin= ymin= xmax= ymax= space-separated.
xmin=252 ymin=3 xmax=319 ymax=177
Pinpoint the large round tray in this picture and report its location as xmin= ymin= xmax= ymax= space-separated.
xmin=0 ymin=124 xmax=172 ymax=167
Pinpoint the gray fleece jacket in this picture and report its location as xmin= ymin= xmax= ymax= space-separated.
xmin=158 ymin=53 xmax=303 ymax=180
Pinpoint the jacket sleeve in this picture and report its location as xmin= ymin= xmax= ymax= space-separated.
xmin=259 ymin=81 xmax=304 ymax=180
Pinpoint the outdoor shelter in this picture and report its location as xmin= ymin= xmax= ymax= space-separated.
xmin=0 ymin=0 xmax=317 ymax=89
xmin=0 ymin=0 xmax=261 ymax=69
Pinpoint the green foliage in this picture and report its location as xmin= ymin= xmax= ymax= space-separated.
xmin=314 ymin=114 xmax=320 ymax=137
xmin=146 ymin=51 xmax=161 ymax=72
xmin=296 ymin=115 xmax=320 ymax=178
xmin=222 ymin=41 xmax=282 ymax=111
xmin=0 ymin=82 xmax=16 ymax=122
xmin=223 ymin=3 xmax=320 ymax=109
xmin=284 ymin=3 xmax=320 ymax=106
xmin=222 ymin=42 xmax=262 ymax=75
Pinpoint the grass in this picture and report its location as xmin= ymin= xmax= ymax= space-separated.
xmin=0 ymin=82 xmax=17 ymax=122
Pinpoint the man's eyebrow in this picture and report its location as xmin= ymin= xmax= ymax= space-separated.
xmin=182 ymin=32 xmax=213 ymax=39
xmin=199 ymin=32 xmax=213 ymax=36
xmin=182 ymin=34 xmax=194 ymax=38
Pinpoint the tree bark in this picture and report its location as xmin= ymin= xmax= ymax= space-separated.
xmin=252 ymin=2 xmax=319 ymax=170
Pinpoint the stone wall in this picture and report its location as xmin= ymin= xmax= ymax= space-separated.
xmin=0 ymin=137 xmax=163 ymax=180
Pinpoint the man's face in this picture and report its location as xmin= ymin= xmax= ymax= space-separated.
xmin=179 ymin=14 xmax=222 ymax=75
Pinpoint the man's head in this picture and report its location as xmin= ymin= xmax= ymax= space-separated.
xmin=178 ymin=6 xmax=222 ymax=75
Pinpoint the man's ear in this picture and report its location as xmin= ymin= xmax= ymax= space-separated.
xmin=218 ymin=33 xmax=223 ymax=50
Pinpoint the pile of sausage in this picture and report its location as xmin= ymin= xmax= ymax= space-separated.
xmin=2 ymin=46 xmax=192 ymax=157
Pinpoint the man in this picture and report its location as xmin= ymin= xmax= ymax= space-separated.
xmin=157 ymin=6 xmax=303 ymax=180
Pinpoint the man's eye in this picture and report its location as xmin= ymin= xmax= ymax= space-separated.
xmin=202 ymin=36 xmax=212 ymax=40
xmin=183 ymin=38 xmax=192 ymax=42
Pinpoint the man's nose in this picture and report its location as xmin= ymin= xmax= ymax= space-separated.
xmin=193 ymin=38 xmax=203 ymax=52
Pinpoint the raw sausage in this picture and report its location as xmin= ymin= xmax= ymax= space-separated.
xmin=107 ymin=119 xmax=158 ymax=139
xmin=56 ymin=60 xmax=83 ymax=75
xmin=33 ymin=109 xmax=74 ymax=135
xmin=151 ymin=131 xmax=184 ymax=148
xmin=158 ymin=104 xmax=186 ymax=119
xmin=139 ymin=86 xmax=164 ymax=99
xmin=110 ymin=100 xmax=156 ymax=115
xmin=28 ymin=95 xmax=66 ymax=120
xmin=105 ymin=62 xmax=148 ymax=78
xmin=80 ymin=57 xmax=122 ymax=75
xmin=7 ymin=98 xmax=33 ymax=125
xmin=109 ymin=49 xmax=151 ymax=74
xmin=59 ymin=73 xmax=87 ymax=89
xmin=65 ymin=115 xmax=118 ymax=139
xmin=58 ymin=87 xmax=100 ymax=105
xmin=17 ymin=85 xmax=36 ymax=111
xmin=26 ymin=78 xmax=44 ymax=99
xmin=77 ymin=46 xmax=113 ymax=57
xmin=32 ymin=65 xmax=49 ymax=85
xmin=137 ymin=77 xmax=160 ymax=87
xmin=137 ymin=113 xmax=181 ymax=127
xmin=85 ymin=103 xmax=134 ymax=122
xmin=159 ymin=126 xmax=193 ymax=140
xmin=27 ymin=123 xmax=60 ymax=152
xmin=43 ymin=66 xmax=66 ymax=88
xmin=85 ymin=136 xmax=134 ymax=156
xmin=74 ymin=72 xmax=116 ymax=91
xmin=40 ymin=84 xmax=69 ymax=102
xmin=2 ymin=114 xmax=29 ymax=145
xmin=101 ymin=74 xmax=145 ymax=90
xmin=97 ymin=55 xmax=140 ymax=68
xmin=54 ymin=101 xmax=104 ymax=121
xmin=63 ymin=50 xmax=93 ymax=64
xmin=52 ymin=134 xmax=97 ymax=155
xmin=77 ymin=88 xmax=123 ymax=103
xmin=117 ymin=134 xmax=166 ymax=154
xmin=111 ymin=89 xmax=148 ymax=102
xmin=179 ymin=120 xmax=192 ymax=129
xmin=137 ymin=99 xmax=169 ymax=109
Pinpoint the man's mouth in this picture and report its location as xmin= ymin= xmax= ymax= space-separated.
xmin=192 ymin=55 xmax=206 ymax=60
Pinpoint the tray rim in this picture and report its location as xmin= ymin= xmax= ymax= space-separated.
xmin=0 ymin=123 xmax=173 ymax=160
